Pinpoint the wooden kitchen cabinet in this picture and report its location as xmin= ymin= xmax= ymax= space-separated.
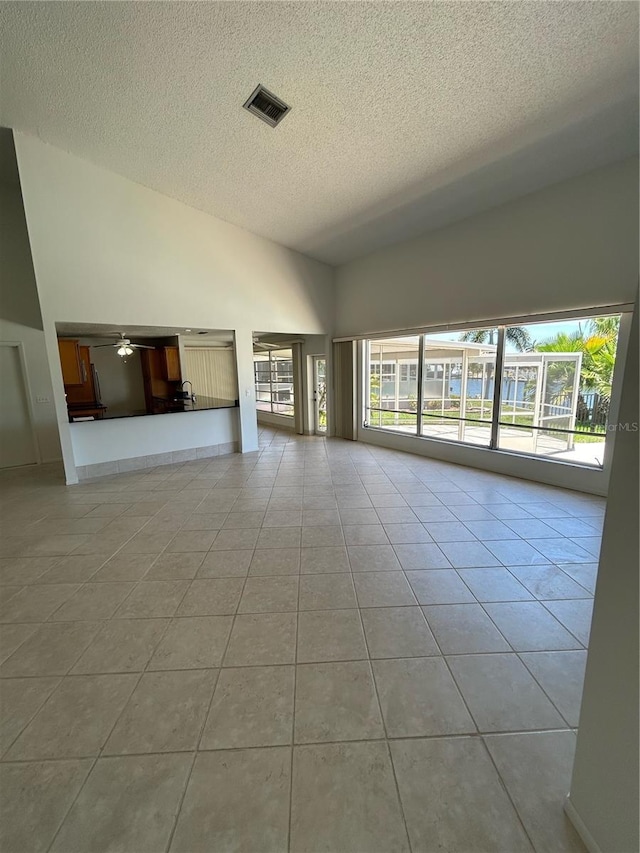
xmin=65 ymin=347 xmax=94 ymax=404
xmin=140 ymin=347 xmax=180 ymax=413
xmin=58 ymin=339 xmax=83 ymax=385
xmin=162 ymin=346 xmax=181 ymax=382
xmin=64 ymin=346 xmax=106 ymax=420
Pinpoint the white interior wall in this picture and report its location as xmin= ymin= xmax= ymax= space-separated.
xmin=0 ymin=343 xmax=39 ymax=467
xmin=335 ymin=158 xmax=638 ymax=337
xmin=0 ymin=183 xmax=61 ymax=462
xmin=13 ymin=132 xmax=334 ymax=481
xmin=69 ymin=406 xmax=238 ymax=467
xmin=565 ymin=293 xmax=639 ymax=853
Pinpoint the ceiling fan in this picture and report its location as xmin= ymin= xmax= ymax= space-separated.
xmin=252 ymin=335 xmax=279 ymax=350
xmin=94 ymin=333 xmax=155 ymax=357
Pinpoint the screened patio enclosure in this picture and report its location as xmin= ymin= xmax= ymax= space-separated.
xmin=366 ymin=336 xmax=583 ymax=457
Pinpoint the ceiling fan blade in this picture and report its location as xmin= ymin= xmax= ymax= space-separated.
xmin=91 ymin=341 xmax=155 ymax=349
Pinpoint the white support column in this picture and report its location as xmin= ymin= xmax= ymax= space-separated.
xmin=233 ymin=328 xmax=259 ymax=453
xmin=43 ymin=321 xmax=78 ymax=484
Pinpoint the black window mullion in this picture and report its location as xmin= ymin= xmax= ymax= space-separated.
xmin=490 ymin=326 xmax=506 ymax=449
xmin=416 ymin=334 xmax=425 ymax=437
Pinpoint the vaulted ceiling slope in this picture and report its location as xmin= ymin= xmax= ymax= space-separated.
xmin=1 ymin=2 xmax=638 ymax=265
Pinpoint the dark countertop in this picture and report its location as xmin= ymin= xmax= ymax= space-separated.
xmin=69 ymin=395 xmax=238 ymax=422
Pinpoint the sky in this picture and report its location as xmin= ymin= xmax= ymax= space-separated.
xmin=389 ymin=315 xmax=619 ymax=353
xmin=521 ymin=320 xmax=584 ymax=343
xmin=425 ymin=320 xmax=584 ymax=349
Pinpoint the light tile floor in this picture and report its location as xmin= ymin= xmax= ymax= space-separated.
xmin=0 ymin=427 xmax=600 ymax=852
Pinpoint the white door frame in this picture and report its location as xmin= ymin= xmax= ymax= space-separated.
xmin=312 ymin=354 xmax=327 ymax=435
xmin=0 ymin=340 xmax=41 ymax=466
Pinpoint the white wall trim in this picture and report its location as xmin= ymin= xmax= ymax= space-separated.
xmin=564 ymin=796 xmax=603 ymax=853
xmin=0 ymin=340 xmax=41 ymax=465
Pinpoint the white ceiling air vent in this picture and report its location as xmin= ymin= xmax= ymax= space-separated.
xmin=243 ymin=84 xmax=290 ymax=128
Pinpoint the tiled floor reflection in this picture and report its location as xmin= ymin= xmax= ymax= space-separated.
xmin=0 ymin=427 xmax=598 ymax=852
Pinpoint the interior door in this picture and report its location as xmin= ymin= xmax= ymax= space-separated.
xmin=0 ymin=344 xmax=38 ymax=468
xmin=313 ymin=356 xmax=327 ymax=434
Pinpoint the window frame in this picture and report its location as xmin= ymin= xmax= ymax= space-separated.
xmin=362 ymin=312 xmax=624 ymax=469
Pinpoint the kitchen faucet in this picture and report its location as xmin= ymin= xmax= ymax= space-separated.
xmin=181 ymin=380 xmax=195 ymax=401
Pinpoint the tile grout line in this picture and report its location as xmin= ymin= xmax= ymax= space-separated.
xmin=0 ymin=674 xmax=64 ymax=761
xmin=477 ymin=596 xmax=586 ymax=653
xmin=477 ymin=733 xmax=540 ymax=853
xmin=1 ymin=725 xmax=581 ymax=769
xmin=349 ymin=493 xmax=414 ymax=851
xmin=43 ymin=570 xmax=193 ymax=852
xmin=514 ymin=651 xmax=578 ymax=730
xmin=287 ymin=442 xmax=306 ymax=853
xmin=43 ymin=756 xmax=99 ymax=853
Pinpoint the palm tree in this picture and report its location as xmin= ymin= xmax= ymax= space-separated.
xmin=535 ymin=320 xmax=619 ymax=396
xmin=458 ymin=328 xmax=531 ymax=406
xmin=460 ymin=327 xmax=533 ymax=352
xmin=590 ymin=316 xmax=620 ymax=339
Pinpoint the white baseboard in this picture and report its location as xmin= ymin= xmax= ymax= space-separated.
xmin=564 ymin=796 xmax=602 ymax=853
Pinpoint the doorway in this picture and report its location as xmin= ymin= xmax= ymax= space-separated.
xmin=0 ymin=343 xmax=38 ymax=468
xmin=313 ymin=355 xmax=327 ymax=434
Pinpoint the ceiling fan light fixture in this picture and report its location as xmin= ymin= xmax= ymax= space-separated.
xmin=117 ymin=345 xmax=133 ymax=356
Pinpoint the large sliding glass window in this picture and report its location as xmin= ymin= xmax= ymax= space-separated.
xmin=421 ymin=331 xmax=497 ymax=447
xmin=254 ymin=348 xmax=294 ymax=417
xmin=367 ymin=336 xmax=419 ymax=433
xmin=496 ymin=316 xmax=620 ymax=467
xmin=364 ymin=313 xmax=622 ymax=468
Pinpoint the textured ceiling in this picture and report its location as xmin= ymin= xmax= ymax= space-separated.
xmin=1 ymin=2 xmax=638 ymax=264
